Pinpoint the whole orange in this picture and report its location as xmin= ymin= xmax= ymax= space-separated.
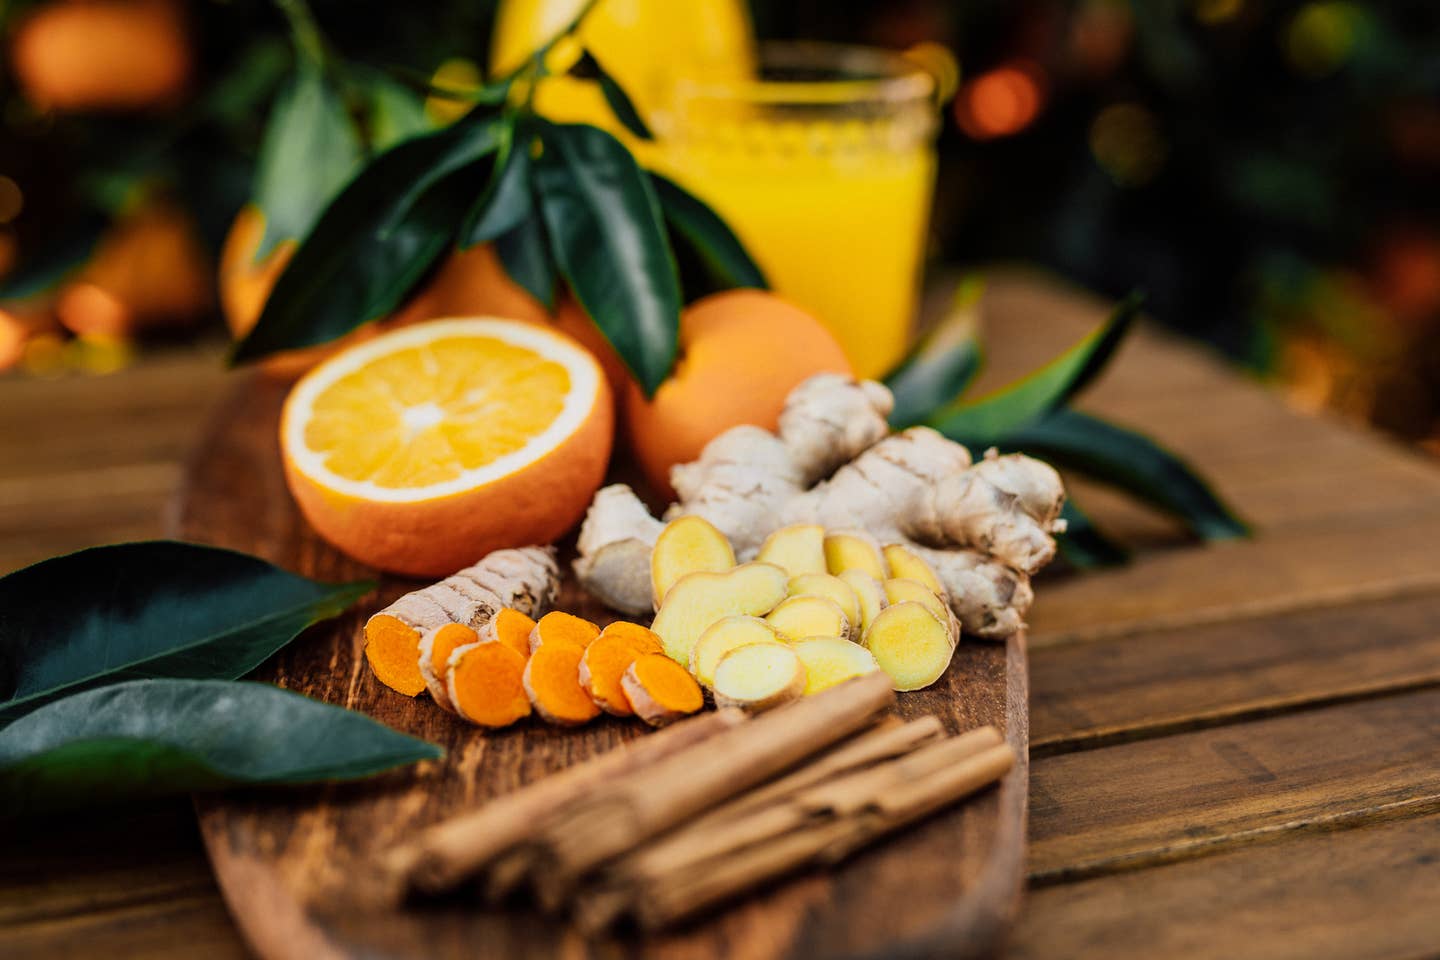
xmin=11 ymin=0 xmax=190 ymax=112
xmin=624 ymin=290 xmax=852 ymax=499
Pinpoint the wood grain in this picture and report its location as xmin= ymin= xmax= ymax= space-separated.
xmin=1028 ymin=688 xmax=1440 ymax=883
xmin=174 ymin=372 xmax=1030 ymax=960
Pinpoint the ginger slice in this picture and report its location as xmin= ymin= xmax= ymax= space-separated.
xmin=765 ymin=595 xmax=851 ymax=643
xmin=882 ymin=578 xmax=957 ymax=640
xmin=580 ymin=622 xmax=664 ymax=717
xmin=882 ymin=544 xmax=944 ymax=596
xmin=755 ymin=524 xmax=826 ymax=577
xmin=711 ymin=641 xmax=806 ymax=712
xmin=786 ymin=572 xmax=860 ymax=627
xmin=528 ymin=610 xmax=601 ymax=655
xmin=650 ymin=562 xmax=789 ymax=667
xmin=790 ymin=637 xmax=881 ymax=695
xmin=838 ymin=569 xmax=886 ymax=636
xmin=447 ymin=641 xmax=532 ymax=728
xmin=650 ymin=515 xmax=736 ymax=608
xmin=418 ymin=622 xmax=478 ymax=710
xmin=524 ymin=640 xmax=601 ymax=726
xmin=823 ymin=530 xmax=889 ymax=580
xmin=862 ymin=601 xmax=955 ymax=691
xmin=690 ymin=616 xmax=781 ymax=688
xmin=621 ymin=653 xmax=705 ymax=727
xmin=479 ymin=607 xmax=536 ymax=661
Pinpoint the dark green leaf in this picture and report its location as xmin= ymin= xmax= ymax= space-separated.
xmin=0 ymin=679 xmax=439 ymax=816
xmin=232 ymin=110 xmax=504 ymax=363
xmin=496 ymin=216 xmax=557 ymax=310
xmin=1005 ymin=409 xmax=1249 ymax=541
xmin=575 ymin=49 xmax=654 ymax=140
xmin=364 ymin=72 xmax=432 ymax=150
xmin=534 ymin=121 xmax=680 ymax=394
xmin=930 ymin=292 xmax=1143 ymax=447
xmin=0 ymin=542 xmax=372 ymax=723
xmin=650 ymin=173 xmax=766 ymax=292
xmin=252 ymin=62 xmax=363 ymax=260
xmin=1054 ymin=499 xmax=1130 ymax=569
xmin=0 ymin=211 xmax=106 ymax=300
xmin=461 ymin=119 xmax=534 ymax=248
xmin=885 ymin=275 xmax=986 ymax=429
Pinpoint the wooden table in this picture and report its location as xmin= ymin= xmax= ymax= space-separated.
xmin=5 ymin=275 xmax=1440 ymax=960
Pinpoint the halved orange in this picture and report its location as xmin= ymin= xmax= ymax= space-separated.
xmin=280 ymin=317 xmax=613 ymax=576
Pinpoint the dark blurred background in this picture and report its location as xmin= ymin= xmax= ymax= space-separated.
xmin=2 ymin=0 xmax=1438 ymax=453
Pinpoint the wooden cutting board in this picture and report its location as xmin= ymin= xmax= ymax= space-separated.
xmin=172 ymin=371 xmax=1030 ymax=960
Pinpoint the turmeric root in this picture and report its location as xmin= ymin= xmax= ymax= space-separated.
xmin=650 ymin=562 xmax=789 ymax=667
xmin=418 ymin=622 xmax=478 ymax=710
xmin=573 ymin=375 xmax=1064 ymax=639
xmin=790 ymin=637 xmax=881 ymax=695
xmin=786 ymin=572 xmax=860 ymax=627
xmin=755 ymin=524 xmax=826 ymax=577
xmin=621 ymin=654 xmax=704 ymax=727
xmin=446 ymin=640 xmax=532 ymax=728
xmin=882 ymin=543 xmax=943 ymax=596
xmin=765 ymin=595 xmax=851 ymax=643
xmin=689 ymin=616 xmax=781 ymax=688
xmin=823 ymin=530 xmax=888 ymax=580
xmin=479 ymin=608 xmax=536 ymax=661
xmin=365 ymin=546 xmax=558 ymax=697
xmin=650 ymin=515 xmax=735 ymax=608
xmin=863 ymin=601 xmax=955 ymax=691
xmin=838 ymin=569 xmax=886 ymax=636
xmin=711 ymin=642 xmax=806 ymax=712
xmin=524 ymin=640 xmax=601 ymax=726
xmin=882 ymin=578 xmax=956 ymax=639
xmin=580 ymin=623 xmax=663 ymax=716
xmin=528 ymin=610 xmax=600 ymax=655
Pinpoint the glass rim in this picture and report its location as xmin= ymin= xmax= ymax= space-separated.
xmin=667 ymin=41 xmax=936 ymax=107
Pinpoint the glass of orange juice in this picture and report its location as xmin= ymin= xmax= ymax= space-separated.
xmin=650 ymin=45 xmax=938 ymax=378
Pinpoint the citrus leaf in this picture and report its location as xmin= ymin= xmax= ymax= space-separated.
xmin=1054 ymin=498 xmax=1130 ymax=569
xmin=496 ymin=215 xmax=557 ymax=310
xmin=930 ymin=292 xmax=1143 ymax=447
xmin=461 ymin=119 xmax=534 ymax=248
xmin=885 ymin=275 xmax=987 ymax=429
xmin=0 ymin=542 xmax=372 ymax=723
xmin=534 ymin=120 xmax=680 ymax=395
xmin=252 ymin=61 xmax=363 ymax=260
xmin=232 ymin=109 xmax=504 ymax=363
xmin=575 ymin=49 xmax=653 ymax=140
xmin=1005 ymin=409 xmax=1249 ymax=541
xmin=650 ymin=173 xmax=766 ymax=293
xmin=364 ymin=72 xmax=433 ymax=150
xmin=0 ymin=680 xmax=439 ymax=816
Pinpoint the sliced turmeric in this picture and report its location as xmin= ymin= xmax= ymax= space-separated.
xmin=528 ymin=610 xmax=601 ymax=654
xmin=446 ymin=641 xmax=532 ymax=728
xmin=418 ymin=622 xmax=478 ymax=710
xmin=579 ymin=623 xmax=664 ymax=717
xmin=480 ymin=607 xmax=536 ymax=661
xmin=524 ymin=640 xmax=601 ymax=725
xmin=621 ymin=653 xmax=704 ymax=727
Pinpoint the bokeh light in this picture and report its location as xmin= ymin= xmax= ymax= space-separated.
xmin=954 ymin=62 xmax=1045 ymax=141
xmin=1192 ymin=0 xmax=1244 ymax=26
xmin=0 ymin=176 xmax=23 ymax=223
xmin=1089 ymin=103 xmax=1167 ymax=186
xmin=1285 ymin=2 xmax=1368 ymax=78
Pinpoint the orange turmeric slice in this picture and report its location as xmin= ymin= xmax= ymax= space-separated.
xmin=579 ymin=622 xmax=664 ymax=716
xmin=480 ymin=607 xmax=536 ymax=661
xmin=447 ymin=641 xmax=531 ymax=728
xmin=364 ymin=601 xmax=448 ymax=697
xmin=528 ymin=610 xmax=600 ymax=655
xmin=621 ymin=653 xmax=704 ymax=727
xmin=418 ymin=622 xmax=478 ymax=710
xmin=523 ymin=640 xmax=600 ymax=726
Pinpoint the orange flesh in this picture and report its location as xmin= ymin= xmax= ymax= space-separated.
xmin=525 ymin=642 xmax=600 ymax=725
xmin=450 ymin=642 xmax=531 ymax=728
xmin=364 ymin=614 xmax=426 ymax=696
xmin=490 ymin=608 xmax=537 ymax=660
xmin=582 ymin=624 xmax=664 ymax=716
xmin=628 ymin=654 xmax=704 ymax=713
xmin=528 ymin=610 xmax=601 ymax=653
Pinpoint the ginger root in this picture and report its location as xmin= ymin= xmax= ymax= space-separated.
xmin=765 ymin=595 xmax=851 ymax=643
xmin=650 ymin=562 xmax=789 ymax=667
xmin=863 ymin=601 xmax=955 ymax=692
xmin=689 ymin=616 xmax=781 ymax=688
xmin=790 ymin=637 xmax=881 ymax=695
xmin=621 ymin=654 xmax=704 ymax=727
xmin=711 ymin=642 xmax=806 ymax=712
xmin=838 ymin=569 xmax=886 ymax=636
xmin=573 ymin=375 xmax=1064 ymax=639
xmin=650 ymin=515 xmax=735 ymax=608
xmin=364 ymin=547 xmax=558 ymax=697
xmin=755 ymin=524 xmax=826 ymax=577
xmin=883 ymin=577 xmax=956 ymax=637
xmin=580 ymin=622 xmax=663 ymax=717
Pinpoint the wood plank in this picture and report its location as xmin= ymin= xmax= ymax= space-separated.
xmin=0 ymin=895 xmax=249 ymax=960
xmin=1009 ymin=810 xmax=1440 ymax=960
xmin=1028 ymin=688 xmax=1440 ymax=882
xmin=1031 ymin=591 xmax=1440 ymax=753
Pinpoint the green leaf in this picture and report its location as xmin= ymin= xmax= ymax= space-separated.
xmin=252 ymin=61 xmax=364 ymax=261
xmin=364 ymin=72 xmax=433 ymax=150
xmin=534 ymin=121 xmax=680 ymax=395
xmin=0 ymin=542 xmax=372 ymax=723
xmin=0 ymin=679 xmax=439 ymax=816
xmin=575 ymin=49 xmax=654 ymax=140
xmin=930 ymin=292 xmax=1143 ymax=447
xmin=1005 ymin=409 xmax=1249 ymax=541
xmin=1054 ymin=499 xmax=1130 ymax=569
xmin=885 ymin=275 xmax=987 ymax=429
xmin=461 ymin=119 xmax=534 ymax=248
xmin=495 ymin=216 xmax=557 ymax=310
xmin=649 ymin=173 xmax=766 ymax=293
xmin=232 ymin=109 xmax=504 ymax=364
xmin=0 ymin=211 xmax=106 ymax=300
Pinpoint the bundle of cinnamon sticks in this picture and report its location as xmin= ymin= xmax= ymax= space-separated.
xmin=379 ymin=671 xmax=1014 ymax=930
